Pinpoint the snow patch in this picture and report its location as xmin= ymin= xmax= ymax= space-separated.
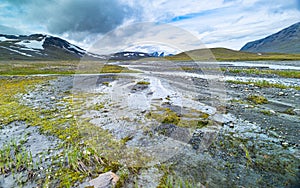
xmin=16 ymin=39 xmax=44 ymax=50
xmin=0 ymin=46 xmax=33 ymax=57
xmin=18 ymin=47 xmax=40 ymax=52
xmin=0 ymin=37 xmax=19 ymax=42
xmin=68 ymin=44 xmax=86 ymax=54
xmin=87 ymin=53 xmax=106 ymax=59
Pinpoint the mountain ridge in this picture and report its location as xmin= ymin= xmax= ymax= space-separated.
xmin=0 ymin=34 xmax=105 ymax=60
xmin=0 ymin=34 xmax=170 ymax=61
xmin=240 ymin=22 xmax=300 ymax=54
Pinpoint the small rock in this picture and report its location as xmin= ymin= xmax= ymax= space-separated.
xmin=65 ymin=114 xmax=73 ymax=119
xmin=50 ymin=96 xmax=56 ymax=100
xmin=282 ymin=142 xmax=289 ymax=147
xmin=229 ymin=123 xmax=234 ymax=128
xmin=295 ymin=93 xmax=300 ymax=97
xmin=278 ymin=92 xmax=284 ymax=96
xmin=89 ymin=172 xmax=119 ymax=188
xmin=269 ymin=110 xmax=276 ymax=114
xmin=293 ymin=109 xmax=300 ymax=115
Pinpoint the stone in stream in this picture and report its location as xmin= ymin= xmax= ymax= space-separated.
xmin=281 ymin=142 xmax=289 ymax=147
xmin=292 ymin=109 xmax=300 ymax=115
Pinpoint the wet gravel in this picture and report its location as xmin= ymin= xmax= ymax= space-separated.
xmin=1 ymin=60 xmax=299 ymax=187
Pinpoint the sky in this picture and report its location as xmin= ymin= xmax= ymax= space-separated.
xmin=0 ymin=0 xmax=299 ymax=54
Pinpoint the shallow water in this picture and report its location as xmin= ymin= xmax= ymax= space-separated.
xmin=215 ymin=61 xmax=300 ymax=70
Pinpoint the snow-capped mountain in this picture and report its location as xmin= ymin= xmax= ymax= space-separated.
xmin=109 ymin=51 xmax=151 ymax=60
xmin=0 ymin=33 xmax=173 ymax=61
xmin=150 ymin=52 xmax=166 ymax=57
xmin=0 ymin=34 xmax=105 ymax=60
xmin=108 ymin=51 xmax=173 ymax=60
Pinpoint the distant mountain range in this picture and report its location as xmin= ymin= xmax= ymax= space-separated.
xmin=0 ymin=34 xmax=170 ymax=61
xmin=240 ymin=22 xmax=300 ymax=54
xmin=1 ymin=22 xmax=299 ymax=61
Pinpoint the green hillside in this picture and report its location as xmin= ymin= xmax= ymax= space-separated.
xmin=165 ymin=48 xmax=300 ymax=61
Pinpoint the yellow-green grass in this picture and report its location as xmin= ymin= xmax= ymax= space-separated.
xmin=247 ymin=95 xmax=268 ymax=105
xmin=0 ymin=77 xmax=146 ymax=187
xmin=0 ymin=61 xmax=138 ymax=75
xmin=137 ymin=81 xmax=150 ymax=85
xmin=145 ymin=107 xmax=212 ymax=129
xmin=226 ymin=80 xmax=300 ymax=90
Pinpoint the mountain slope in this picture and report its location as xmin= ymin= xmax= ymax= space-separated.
xmin=0 ymin=34 xmax=104 ymax=60
xmin=165 ymin=48 xmax=300 ymax=61
xmin=240 ymin=22 xmax=300 ymax=54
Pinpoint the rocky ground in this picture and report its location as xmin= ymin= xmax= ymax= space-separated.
xmin=0 ymin=60 xmax=299 ymax=187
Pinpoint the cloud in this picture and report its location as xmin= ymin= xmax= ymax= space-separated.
xmin=0 ymin=0 xmax=299 ymax=51
xmin=2 ymin=0 xmax=133 ymax=34
xmin=0 ymin=24 xmax=22 ymax=34
xmin=86 ymin=22 xmax=206 ymax=54
xmin=164 ymin=0 xmax=300 ymax=49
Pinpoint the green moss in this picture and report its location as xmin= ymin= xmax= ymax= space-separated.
xmin=227 ymin=80 xmax=300 ymax=90
xmin=196 ymin=119 xmax=211 ymax=128
xmin=92 ymin=102 xmax=105 ymax=111
xmin=226 ymin=68 xmax=300 ymax=79
xmin=260 ymin=110 xmax=272 ymax=116
xmin=200 ymin=112 xmax=210 ymax=119
xmin=162 ymin=109 xmax=180 ymax=124
xmin=137 ymin=81 xmax=150 ymax=85
xmin=146 ymin=107 xmax=214 ymax=129
xmin=241 ymin=144 xmax=252 ymax=167
xmin=247 ymin=95 xmax=268 ymax=105
xmin=102 ymin=82 xmax=110 ymax=86
xmin=284 ymin=108 xmax=296 ymax=115
xmin=121 ymin=135 xmax=133 ymax=144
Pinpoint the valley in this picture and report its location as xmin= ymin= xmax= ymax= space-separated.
xmin=0 ymin=60 xmax=299 ymax=187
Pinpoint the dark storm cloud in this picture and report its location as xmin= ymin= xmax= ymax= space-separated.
xmin=4 ymin=0 xmax=133 ymax=34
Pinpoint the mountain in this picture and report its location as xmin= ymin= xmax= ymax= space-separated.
xmin=240 ymin=22 xmax=300 ymax=54
xmin=0 ymin=34 xmax=169 ymax=61
xmin=150 ymin=52 xmax=167 ymax=57
xmin=109 ymin=51 xmax=173 ymax=60
xmin=109 ymin=51 xmax=151 ymax=60
xmin=0 ymin=34 xmax=104 ymax=60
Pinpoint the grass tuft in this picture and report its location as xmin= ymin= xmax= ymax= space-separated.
xmin=247 ymin=95 xmax=268 ymax=105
